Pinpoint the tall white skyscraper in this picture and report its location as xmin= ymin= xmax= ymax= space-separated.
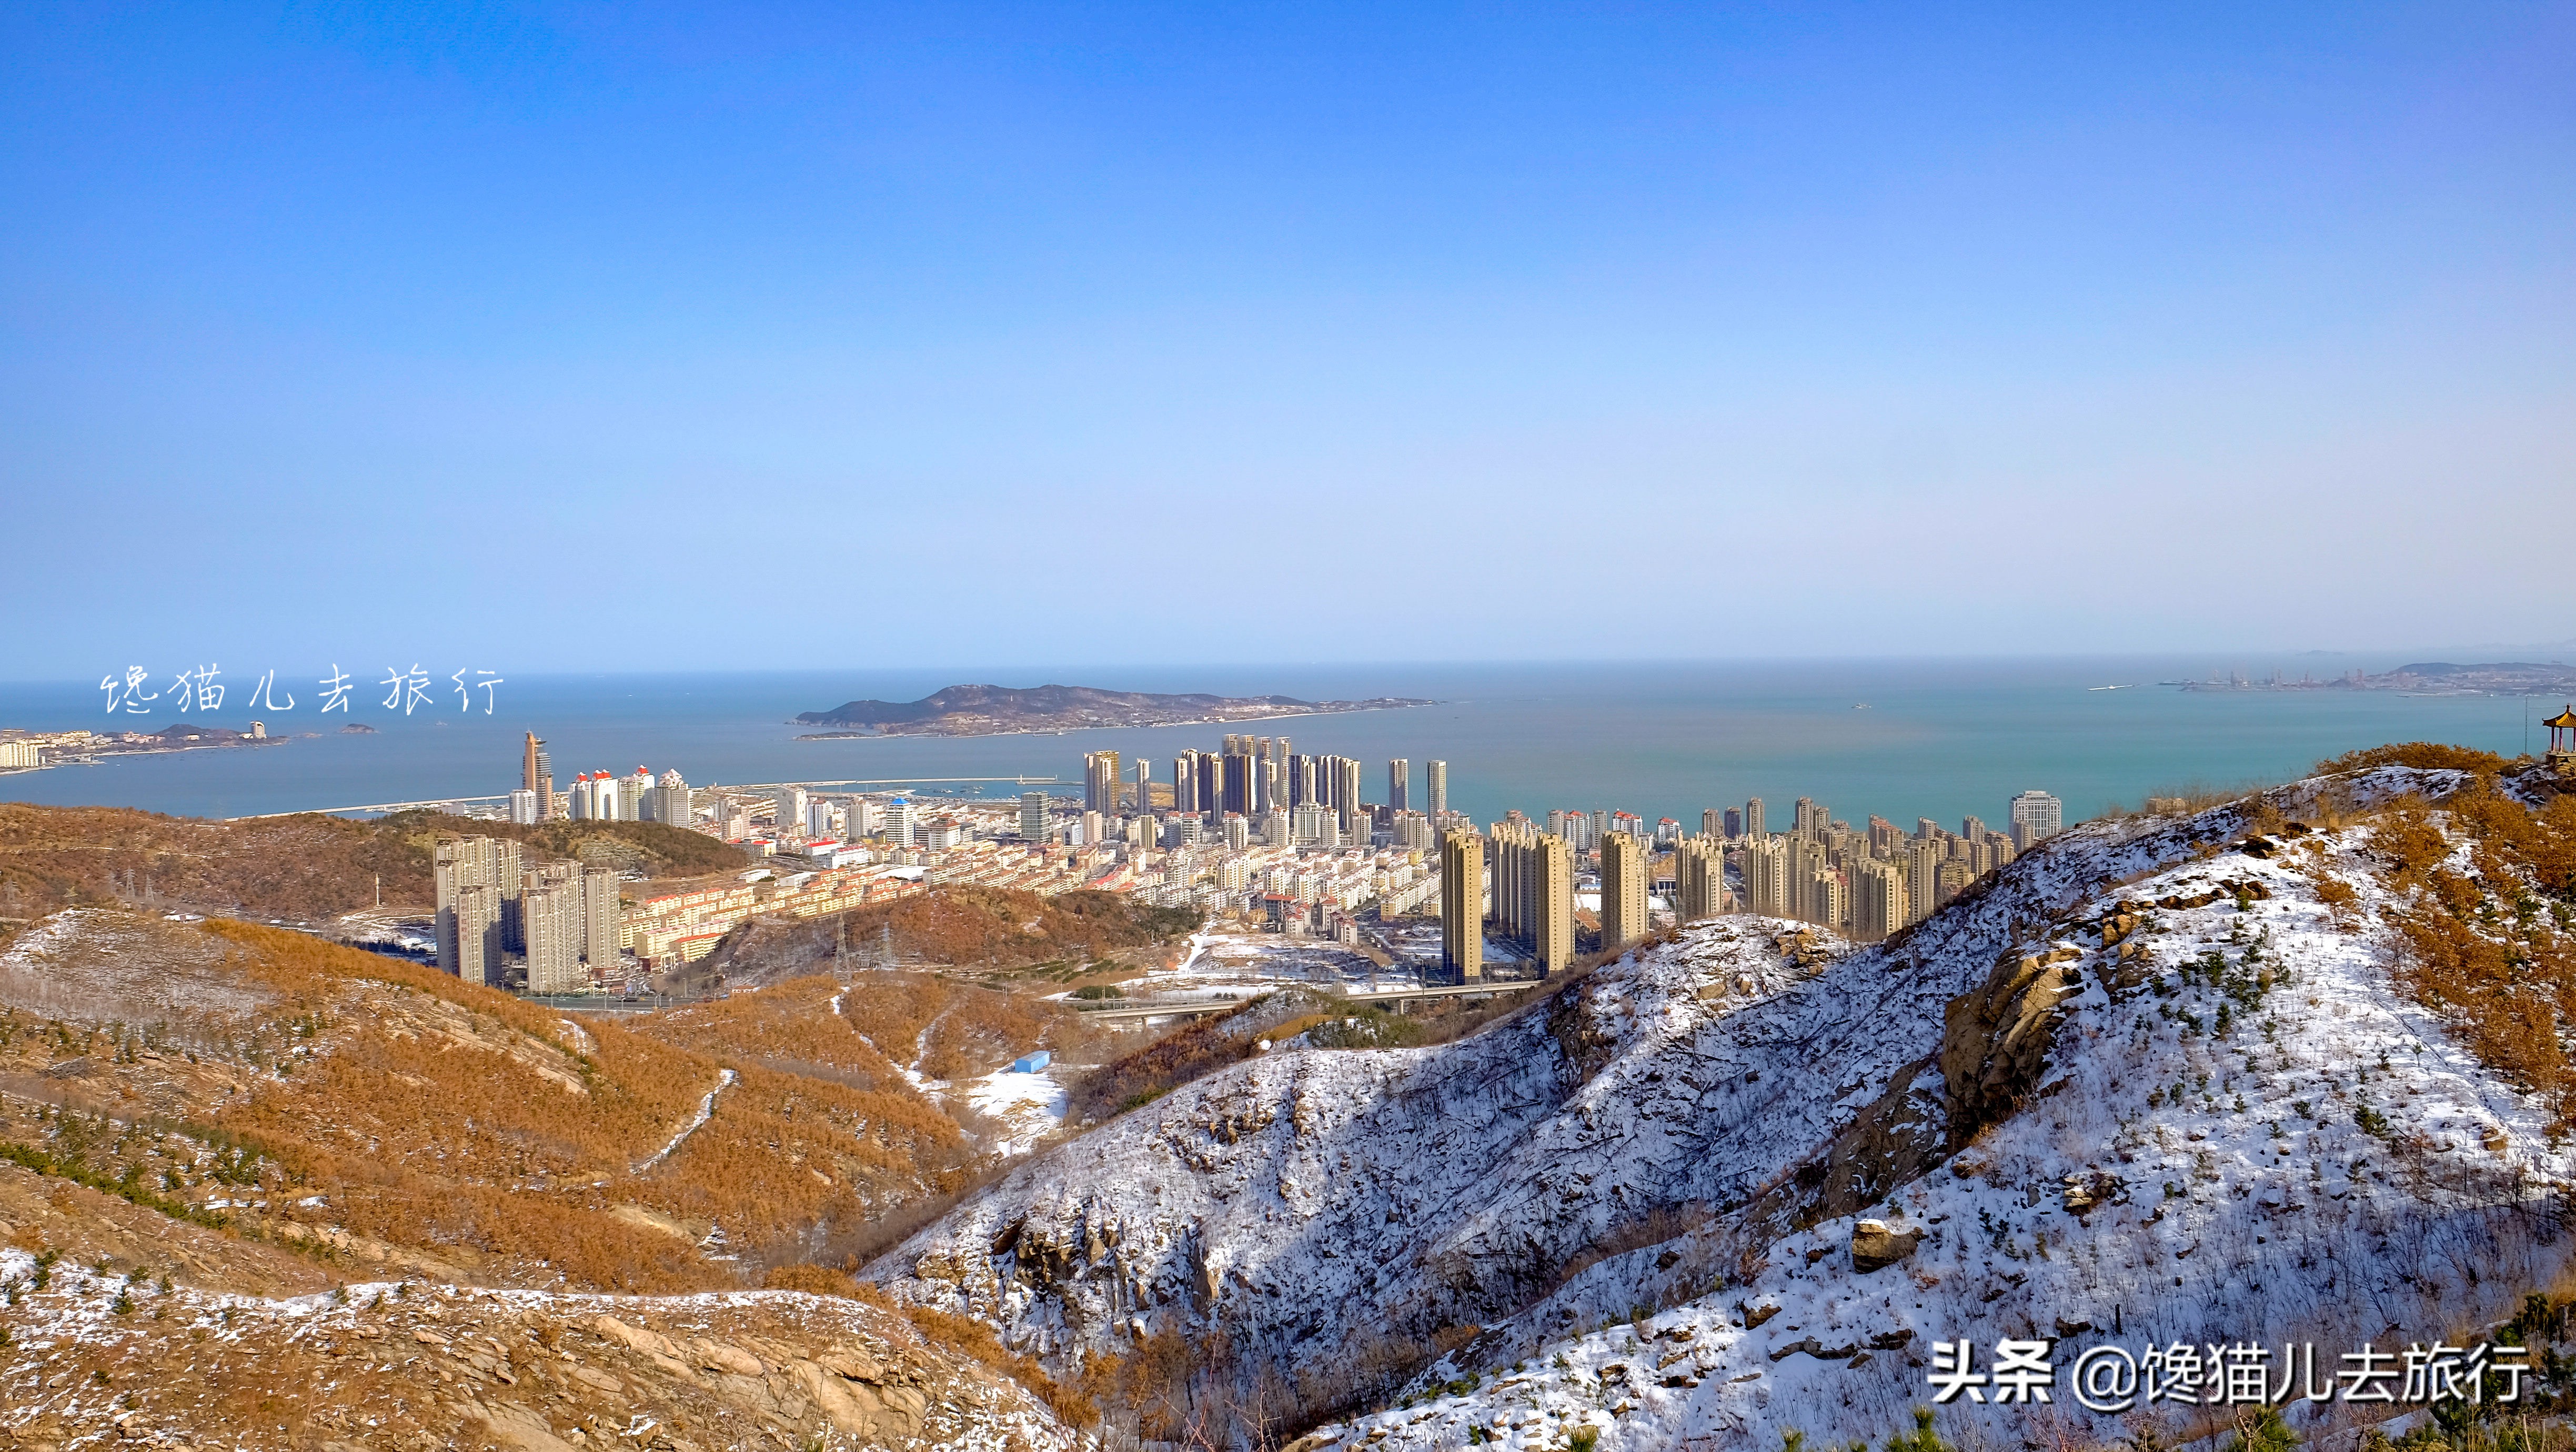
xmin=885 ymin=798 xmax=916 ymax=848
xmin=2010 ymin=790 xmax=2065 ymax=843
xmin=1426 ymin=760 xmax=1448 ymax=820
xmin=658 ymin=769 xmax=691 ymax=829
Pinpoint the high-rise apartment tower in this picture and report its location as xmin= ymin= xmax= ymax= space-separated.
xmin=2009 ymin=790 xmax=2064 ymax=843
xmin=521 ymin=733 xmax=555 ymax=821
xmin=434 ymin=836 xmax=522 ymax=987
xmin=1440 ymin=829 xmax=1484 ymax=982
xmin=1676 ymin=835 xmax=1726 ymax=921
xmin=1083 ymin=752 xmax=1122 ymax=814
xmin=1851 ymin=858 xmax=1908 ymax=943
xmin=1599 ymin=831 xmax=1651 ymax=953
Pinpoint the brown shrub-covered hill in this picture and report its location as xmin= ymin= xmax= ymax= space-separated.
xmin=0 ymin=802 xmax=743 ymax=931
xmin=0 ymin=1159 xmax=1078 ymax=1451
xmin=701 ymin=885 xmax=1195 ymax=990
xmin=0 ymin=911 xmax=971 ymax=1294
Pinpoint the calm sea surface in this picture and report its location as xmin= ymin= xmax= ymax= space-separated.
xmin=0 ymin=659 xmax=2555 ymax=829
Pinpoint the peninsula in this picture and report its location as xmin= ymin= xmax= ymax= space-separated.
xmin=0 ymin=722 xmax=293 ymax=774
xmin=2179 ymin=660 xmax=2576 ymax=694
xmin=794 ymin=683 xmax=1433 ymax=738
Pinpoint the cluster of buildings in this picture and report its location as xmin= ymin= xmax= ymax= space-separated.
xmin=508 ymin=733 xmax=695 ymax=828
xmin=439 ymin=789 xmax=934 ymax=987
xmin=1088 ymin=741 xmax=1462 ymax=852
xmin=1435 ymin=789 xmax=2066 ymax=982
xmin=744 ymin=786 xmax=955 ymax=864
xmin=1142 ymin=737 xmax=1447 ymax=830
xmin=0 ymin=725 xmax=277 ymax=772
xmin=442 ymin=722 xmax=2073 ymax=992
xmin=1737 ymin=798 xmax=2041 ymax=941
xmin=432 ymin=834 xmax=626 ymax=993
xmin=627 ymin=866 xmax=927 ymax=966
xmin=672 ymin=739 xmax=1474 ymax=947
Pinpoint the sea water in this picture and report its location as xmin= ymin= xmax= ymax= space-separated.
xmin=0 ymin=657 xmax=2556 ymax=829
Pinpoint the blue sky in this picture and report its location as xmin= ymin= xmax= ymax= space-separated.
xmin=3 ymin=2 xmax=2570 ymax=678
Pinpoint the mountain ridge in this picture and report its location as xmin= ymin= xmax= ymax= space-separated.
xmin=866 ymin=759 xmax=2576 ymax=1449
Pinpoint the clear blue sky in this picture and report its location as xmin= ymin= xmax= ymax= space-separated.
xmin=3 ymin=3 xmax=2570 ymax=679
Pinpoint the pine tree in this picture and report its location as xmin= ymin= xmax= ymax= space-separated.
xmin=1884 ymin=1408 xmax=1951 ymax=1452
xmin=2225 ymin=1407 xmax=2299 ymax=1452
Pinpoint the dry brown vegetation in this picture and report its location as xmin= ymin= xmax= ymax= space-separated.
xmin=2317 ymin=741 xmax=2517 ymax=777
xmin=0 ymin=801 xmax=739 ymax=931
xmin=0 ymin=915 xmax=988 ymax=1292
xmin=2360 ymin=776 xmax=2576 ymax=1125
xmin=0 ymin=804 xmax=426 ymax=924
xmin=0 ymin=1163 xmax=1071 ymax=1451
xmin=1068 ymin=994 xmax=1325 ymax=1121
xmin=1066 ymin=973 xmax=1581 ymax=1124
xmin=636 ymin=970 xmax=1099 ymax=1093
xmin=822 ymin=886 xmax=1194 ymax=969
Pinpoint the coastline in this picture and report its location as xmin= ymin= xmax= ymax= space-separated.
xmin=0 ymin=738 xmax=296 ymax=775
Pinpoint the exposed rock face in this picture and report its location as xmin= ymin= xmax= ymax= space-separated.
xmin=1847 ymin=1219 xmax=1921 ymax=1273
xmin=1938 ymin=944 xmax=2084 ymax=1144
xmin=2061 ymin=1169 xmax=2125 ymax=1215
xmin=1937 ymin=873 xmax=2290 ymax=1147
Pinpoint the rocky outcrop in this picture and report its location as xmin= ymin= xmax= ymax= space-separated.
xmin=1745 ymin=1058 xmax=1948 ymax=1235
xmin=1848 ymin=1219 xmax=1922 ymax=1273
xmin=1938 ymin=944 xmax=2084 ymax=1144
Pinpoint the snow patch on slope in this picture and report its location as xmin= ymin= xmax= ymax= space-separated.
xmin=965 ymin=1068 xmax=1070 ymax=1158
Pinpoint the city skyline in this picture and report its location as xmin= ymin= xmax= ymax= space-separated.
xmin=561 ymin=711 xmax=2068 ymax=988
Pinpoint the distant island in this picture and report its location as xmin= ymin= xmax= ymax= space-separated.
xmin=794 ymin=683 xmax=1435 ymax=738
xmin=2180 ymin=660 xmax=2576 ymax=695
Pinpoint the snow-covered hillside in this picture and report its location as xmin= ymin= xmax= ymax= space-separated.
xmin=870 ymin=766 xmax=2574 ymax=1448
xmin=1298 ymin=773 xmax=2572 ymax=1449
